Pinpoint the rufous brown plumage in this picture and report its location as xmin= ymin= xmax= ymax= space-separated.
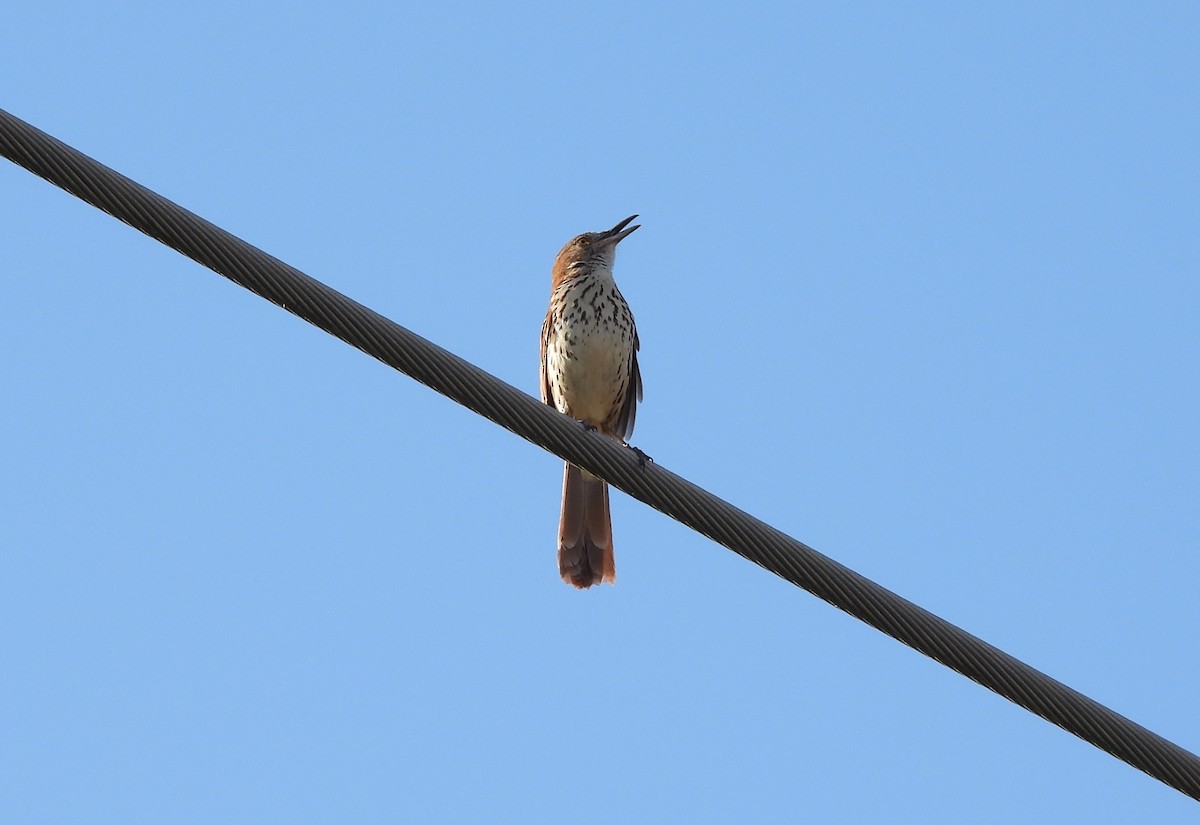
xmin=539 ymin=215 xmax=642 ymax=588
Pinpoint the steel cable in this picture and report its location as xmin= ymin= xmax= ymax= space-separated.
xmin=2 ymin=107 xmax=1197 ymax=800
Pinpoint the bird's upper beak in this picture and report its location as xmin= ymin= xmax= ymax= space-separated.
xmin=595 ymin=214 xmax=640 ymax=248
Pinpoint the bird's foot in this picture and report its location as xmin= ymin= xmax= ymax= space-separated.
xmin=628 ymin=446 xmax=652 ymax=468
xmin=576 ymin=420 xmax=598 ymax=433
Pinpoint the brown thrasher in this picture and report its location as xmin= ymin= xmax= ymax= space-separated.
xmin=540 ymin=215 xmax=643 ymax=588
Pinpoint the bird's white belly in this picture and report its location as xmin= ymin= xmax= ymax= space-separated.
xmin=547 ymin=324 xmax=630 ymax=424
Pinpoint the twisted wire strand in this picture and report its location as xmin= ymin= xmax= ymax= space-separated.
xmin=2 ymin=107 xmax=1196 ymax=800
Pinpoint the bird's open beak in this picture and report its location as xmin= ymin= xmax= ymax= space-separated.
xmin=596 ymin=214 xmax=640 ymax=248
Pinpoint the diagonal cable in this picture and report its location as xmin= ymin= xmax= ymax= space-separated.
xmin=2 ymin=106 xmax=1197 ymax=801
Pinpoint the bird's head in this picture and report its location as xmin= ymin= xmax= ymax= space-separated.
xmin=552 ymin=215 xmax=640 ymax=281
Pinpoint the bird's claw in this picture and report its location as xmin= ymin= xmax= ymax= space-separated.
xmin=629 ymin=446 xmax=651 ymax=469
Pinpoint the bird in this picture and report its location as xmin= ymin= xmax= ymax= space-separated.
xmin=540 ymin=215 xmax=643 ymax=588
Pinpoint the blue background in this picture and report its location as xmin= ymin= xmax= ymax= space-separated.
xmin=3 ymin=2 xmax=1197 ymax=821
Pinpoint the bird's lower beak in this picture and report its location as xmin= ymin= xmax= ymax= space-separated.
xmin=597 ymin=214 xmax=640 ymax=247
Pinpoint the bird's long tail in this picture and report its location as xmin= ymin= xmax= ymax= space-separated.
xmin=557 ymin=463 xmax=615 ymax=588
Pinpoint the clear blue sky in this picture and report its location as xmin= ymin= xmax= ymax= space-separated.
xmin=3 ymin=2 xmax=1197 ymax=821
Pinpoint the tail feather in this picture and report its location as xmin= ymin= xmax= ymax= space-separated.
xmin=558 ymin=463 xmax=615 ymax=588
